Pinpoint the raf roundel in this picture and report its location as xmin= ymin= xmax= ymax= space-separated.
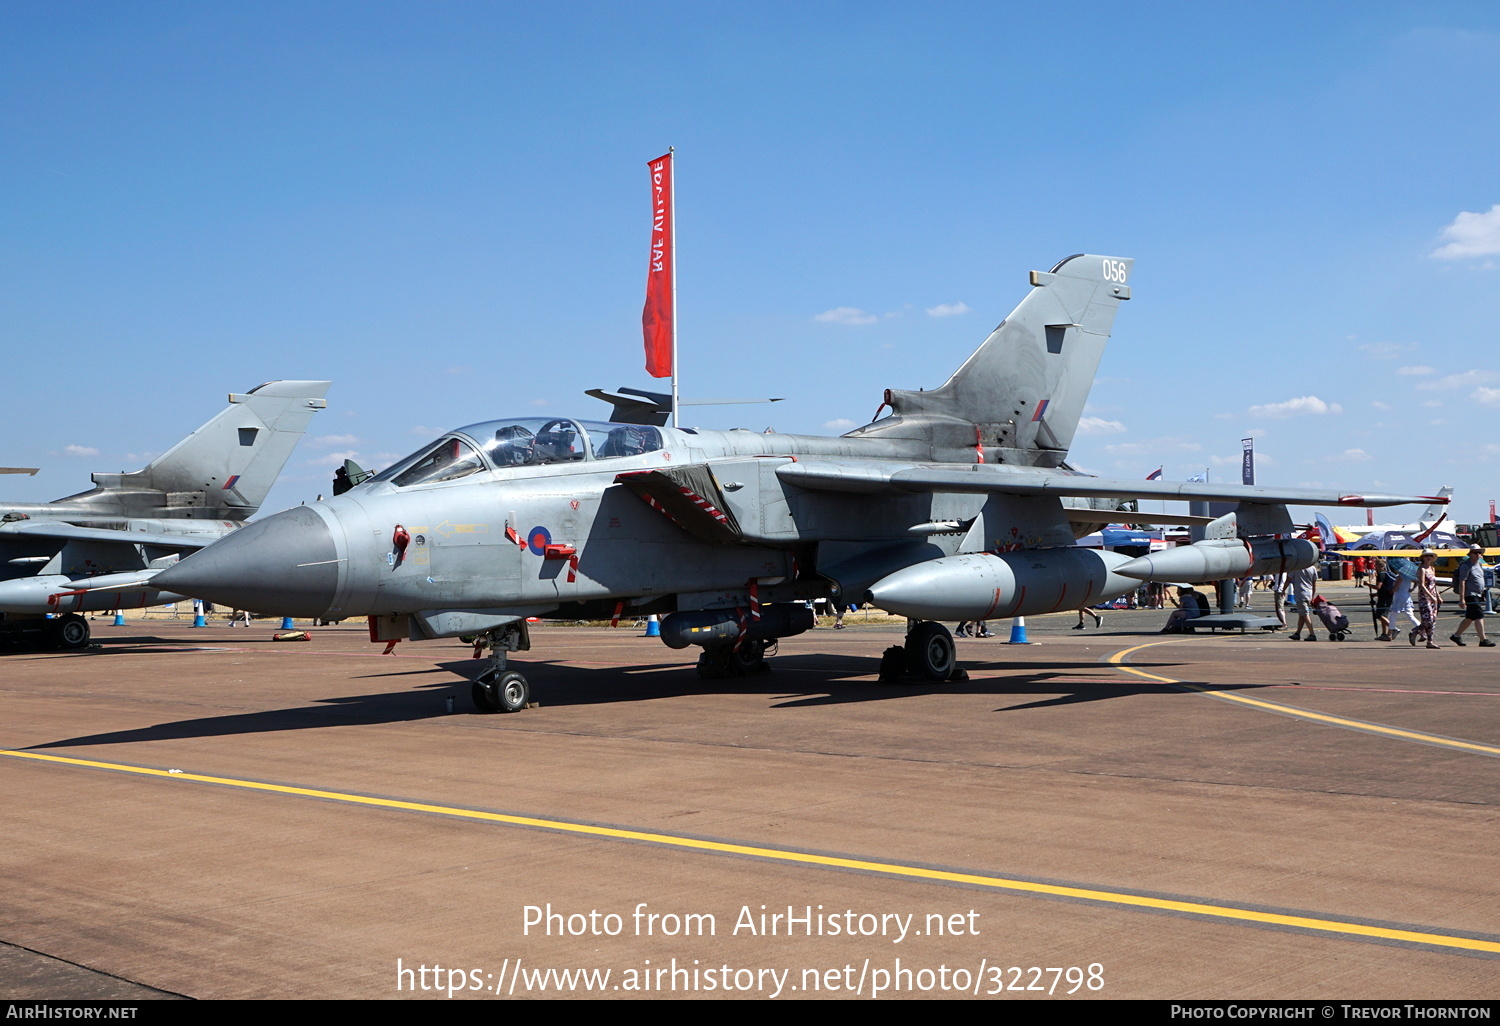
xmin=527 ymin=526 xmax=553 ymax=556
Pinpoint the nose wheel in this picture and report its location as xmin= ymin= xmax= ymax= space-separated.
xmin=472 ymin=669 xmax=530 ymax=714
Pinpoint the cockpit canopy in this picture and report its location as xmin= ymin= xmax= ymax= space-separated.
xmin=370 ymin=418 xmax=664 ymax=488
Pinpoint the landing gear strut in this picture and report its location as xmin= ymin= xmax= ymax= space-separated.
xmin=471 ymin=620 xmax=532 ymax=713
xmin=879 ymin=620 xmax=966 ymax=683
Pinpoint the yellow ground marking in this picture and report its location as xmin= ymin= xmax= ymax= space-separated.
xmin=1107 ymin=640 xmax=1500 ymax=758
xmin=3 ymin=747 xmax=1497 ymax=955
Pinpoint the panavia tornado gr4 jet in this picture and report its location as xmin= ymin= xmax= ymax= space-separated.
xmin=0 ymin=381 xmax=330 ymax=650
xmin=153 ymin=256 xmax=1442 ymax=711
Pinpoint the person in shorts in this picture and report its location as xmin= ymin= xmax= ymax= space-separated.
xmin=1449 ymin=544 xmax=1494 ymax=647
xmin=1366 ymin=557 xmax=1395 ymax=641
xmin=1288 ymin=562 xmax=1320 ymax=640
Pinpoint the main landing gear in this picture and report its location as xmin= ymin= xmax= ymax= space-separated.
xmin=879 ymin=620 xmax=967 ymax=683
xmin=695 ymin=638 xmax=773 ymax=679
xmin=470 ymin=621 xmax=533 ymax=713
xmin=0 ymin=613 xmax=91 ymax=653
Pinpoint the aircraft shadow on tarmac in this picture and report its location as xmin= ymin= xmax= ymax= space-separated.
xmin=424 ymin=653 xmax=1267 ymax=712
xmin=0 ymin=633 xmax=239 ymax=656
xmin=27 ymin=655 xmax=1268 ymax=751
xmin=28 ymin=679 xmax=461 ymax=750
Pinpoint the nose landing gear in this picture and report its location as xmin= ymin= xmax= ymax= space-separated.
xmin=469 ymin=620 xmax=533 ymax=713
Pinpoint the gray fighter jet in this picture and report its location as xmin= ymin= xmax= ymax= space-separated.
xmin=154 ymin=257 xmax=1442 ymax=711
xmin=0 ymin=381 xmax=330 ymax=649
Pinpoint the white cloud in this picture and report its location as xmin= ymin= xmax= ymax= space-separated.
xmin=925 ymin=302 xmax=971 ymax=318
xmin=1397 ymin=365 xmax=1435 ymax=376
xmin=1212 ymin=452 xmax=1277 ymax=468
xmin=1417 ymin=369 xmax=1500 ymax=391
xmin=1358 ymin=341 xmax=1409 ymax=359
xmin=1245 ymin=396 xmax=1343 ymax=418
xmin=1104 ymin=437 xmax=1201 ymax=456
xmin=313 ymin=434 xmax=360 ymax=447
xmin=1335 ymin=448 xmax=1373 ymax=462
xmin=1076 ymin=417 xmax=1127 ymax=435
xmin=306 ymin=450 xmax=361 ymax=468
xmin=1431 ymin=205 xmax=1500 ymax=259
xmin=63 ymin=445 xmax=99 ymax=457
xmin=1371 ymin=400 xmax=1391 ymax=410
xmin=813 ymin=306 xmax=877 ymax=326
xmin=1423 ymin=400 xmax=1443 ymax=408
xmin=1474 ymin=387 xmax=1500 ymax=406
xmin=824 ymin=418 xmax=858 ymax=431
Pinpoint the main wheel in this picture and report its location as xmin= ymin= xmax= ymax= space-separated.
xmin=49 ymin=614 xmax=91 ymax=652
xmin=905 ymin=621 xmax=956 ymax=682
xmin=728 ymin=639 xmax=769 ymax=676
xmin=697 ymin=649 xmax=730 ymax=679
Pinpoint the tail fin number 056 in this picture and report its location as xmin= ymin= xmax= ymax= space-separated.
xmin=1102 ymin=259 xmax=1129 ymax=284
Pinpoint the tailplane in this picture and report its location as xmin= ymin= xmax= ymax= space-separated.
xmin=849 ymin=254 xmax=1132 ymax=466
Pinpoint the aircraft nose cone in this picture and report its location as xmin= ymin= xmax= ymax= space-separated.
xmin=153 ymin=505 xmax=340 ymax=617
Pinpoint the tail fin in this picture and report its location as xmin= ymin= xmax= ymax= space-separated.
xmin=850 ymin=254 xmax=1132 ymax=466
xmin=74 ymin=381 xmax=330 ymax=519
xmin=1420 ymin=487 xmax=1452 ymax=523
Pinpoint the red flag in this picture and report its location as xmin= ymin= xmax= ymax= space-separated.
xmin=642 ymin=152 xmax=673 ymax=378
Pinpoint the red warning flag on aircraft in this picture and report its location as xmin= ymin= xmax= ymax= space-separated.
xmin=642 ymin=152 xmax=674 ymax=378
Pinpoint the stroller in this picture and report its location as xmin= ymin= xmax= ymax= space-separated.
xmin=1311 ymin=596 xmax=1351 ymax=641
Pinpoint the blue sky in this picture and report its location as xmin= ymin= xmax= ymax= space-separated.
xmin=4 ymin=2 xmax=1499 ymax=525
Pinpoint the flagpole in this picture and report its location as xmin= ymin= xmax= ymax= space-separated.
xmin=669 ymin=146 xmax=679 ymax=428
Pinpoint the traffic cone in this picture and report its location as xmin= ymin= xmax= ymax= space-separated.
xmin=281 ymin=616 xmax=295 ymax=630
xmin=644 ymin=615 xmax=661 ymax=637
xmin=1007 ymin=616 xmax=1031 ymax=644
xmin=112 ymin=611 xmax=126 ymax=626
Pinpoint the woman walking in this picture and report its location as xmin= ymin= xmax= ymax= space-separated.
xmin=1411 ymin=549 xmax=1442 ymax=649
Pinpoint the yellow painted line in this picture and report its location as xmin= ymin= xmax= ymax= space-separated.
xmin=1107 ymin=641 xmax=1500 ymax=758
xmin=4 ymin=747 xmax=1497 ymax=956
